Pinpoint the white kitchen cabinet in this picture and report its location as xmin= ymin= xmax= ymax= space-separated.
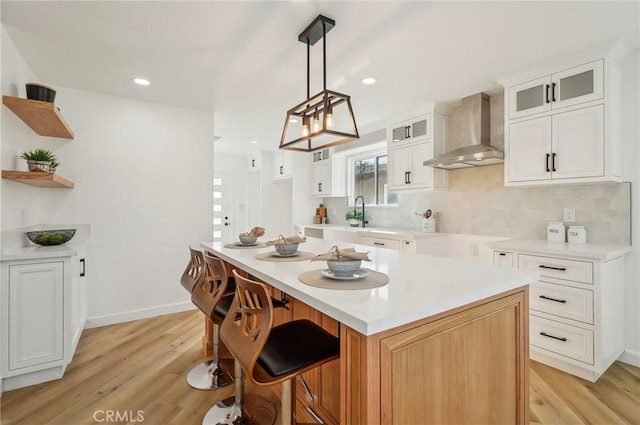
xmin=272 ymin=151 xmax=292 ymax=180
xmin=1 ymin=251 xmax=88 ymax=391
xmin=493 ymin=251 xmax=514 ymax=268
xmin=401 ymin=240 xmax=416 ymax=253
xmin=310 ymin=149 xmax=346 ymax=197
xmin=388 ymin=107 xmax=448 ymax=192
xmin=508 ymin=105 xmax=604 ymax=182
xmin=248 ymin=155 xmax=261 ymax=171
xmin=503 ymin=250 xmax=625 ymax=382
xmin=358 ymin=235 xmax=401 ymax=251
xmin=502 ymin=40 xmax=627 ymax=186
xmin=509 ymin=60 xmax=603 ymax=119
xmin=388 ymin=143 xmax=433 ymax=190
xmin=7 ymin=261 xmax=64 ymax=371
xmin=388 ymin=114 xmax=431 ymax=147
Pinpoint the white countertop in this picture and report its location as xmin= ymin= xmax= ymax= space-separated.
xmin=201 ymin=238 xmax=536 ymax=336
xmin=489 ymin=239 xmax=631 ymax=261
xmin=1 ymin=224 xmax=91 ymax=261
xmin=299 ymin=223 xmax=446 ymax=240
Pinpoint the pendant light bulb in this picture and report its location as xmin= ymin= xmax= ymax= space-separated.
xmin=312 ymin=109 xmax=320 ymax=132
xmin=302 ymin=115 xmax=310 ymax=137
xmin=326 ymin=103 xmax=334 ymax=128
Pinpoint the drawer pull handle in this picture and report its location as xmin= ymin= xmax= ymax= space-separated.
xmin=306 ymin=406 xmax=325 ymax=424
xmin=498 ymin=252 xmax=506 ymax=256
xmin=373 ymin=242 xmax=385 ymax=246
xmin=539 ymin=265 xmax=567 ymax=271
xmin=540 ymin=332 xmax=567 ymax=342
xmin=539 ymin=295 xmax=567 ymax=304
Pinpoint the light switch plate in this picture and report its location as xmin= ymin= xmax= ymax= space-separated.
xmin=563 ymin=208 xmax=576 ymax=223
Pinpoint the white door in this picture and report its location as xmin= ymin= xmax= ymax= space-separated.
xmin=213 ymin=172 xmax=231 ymax=242
xmin=551 ymin=105 xmax=604 ymax=180
xmin=508 ymin=116 xmax=552 ymax=182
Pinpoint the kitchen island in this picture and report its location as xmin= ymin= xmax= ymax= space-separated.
xmin=201 ymin=238 xmax=536 ymax=424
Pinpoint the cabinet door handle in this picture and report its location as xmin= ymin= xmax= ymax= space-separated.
xmin=545 ymin=153 xmax=550 ymax=172
xmin=551 ymin=82 xmax=557 ymax=102
xmin=407 ymin=125 xmax=411 ymax=138
xmin=280 ymin=165 xmax=283 ymax=175
xmin=540 ymin=331 xmax=567 ymax=342
xmin=404 ymin=171 xmax=408 ymax=184
xmin=551 ymin=153 xmax=557 ymax=172
xmin=407 ymin=171 xmax=411 ymax=184
xmin=539 ymin=264 xmax=567 ymax=271
xmin=318 ymin=182 xmax=322 ymax=192
xmin=539 ymin=295 xmax=567 ymax=304
xmin=306 ymin=406 xmax=324 ymax=424
xmin=80 ymin=258 xmax=86 ymax=277
xmin=373 ymin=242 xmax=385 ymax=246
xmin=251 ymin=159 xmax=255 ymax=167
xmin=545 ymin=84 xmax=551 ymax=103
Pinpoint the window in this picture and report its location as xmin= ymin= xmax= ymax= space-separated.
xmin=347 ymin=143 xmax=398 ymax=206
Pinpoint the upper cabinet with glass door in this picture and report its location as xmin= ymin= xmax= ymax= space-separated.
xmin=389 ymin=114 xmax=432 ymax=147
xmin=501 ymin=39 xmax=629 ymax=186
xmin=509 ymin=60 xmax=603 ymax=119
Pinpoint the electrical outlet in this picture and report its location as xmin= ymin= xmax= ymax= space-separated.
xmin=563 ymin=208 xmax=576 ymax=223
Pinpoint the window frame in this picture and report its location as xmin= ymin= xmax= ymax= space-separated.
xmin=345 ymin=142 xmax=397 ymax=207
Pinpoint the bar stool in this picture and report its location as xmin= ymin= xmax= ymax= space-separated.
xmin=203 ymin=270 xmax=340 ymax=425
xmin=187 ymin=254 xmax=235 ymax=390
xmin=180 ymin=247 xmax=205 ymax=293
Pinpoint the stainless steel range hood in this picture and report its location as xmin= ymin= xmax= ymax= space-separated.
xmin=424 ymin=92 xmax=503 ymax=169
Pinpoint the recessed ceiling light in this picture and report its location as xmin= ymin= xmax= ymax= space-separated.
xmin=361 ymin=77 xmax=376 ymax=85
xmin=133 ymin=77 xmax=150 ymax=86
xmin=250 ymin=140 xmax=259 ymax=144
xmin=289 ymin=118 xmax=298 ymax=123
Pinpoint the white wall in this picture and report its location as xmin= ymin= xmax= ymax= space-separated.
xmin=620 ymin=49 xmax=639 ymax=366
xmin=2 ymin=28 xmax=214 ymax=326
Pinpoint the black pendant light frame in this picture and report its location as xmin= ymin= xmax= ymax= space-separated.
xmin=280 ymin=15 xmax=359 ymax=152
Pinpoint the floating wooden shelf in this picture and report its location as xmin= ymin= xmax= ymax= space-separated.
xmin=2 ymin=171 xmax=74 ymax=188
xmin=2 ymin=96 xmax=74 ymax=139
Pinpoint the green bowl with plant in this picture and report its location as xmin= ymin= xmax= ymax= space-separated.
xmin=25 ymin=229 xmax=76 ymax=246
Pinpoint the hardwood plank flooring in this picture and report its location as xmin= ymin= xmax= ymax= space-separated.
xmin=1 ymin=310 xmax=638 ymax=425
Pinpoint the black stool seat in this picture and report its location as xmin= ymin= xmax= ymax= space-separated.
xmin=214 ymin=294 xmax=234 ymax=318
xmin=258 ymin=319 xmax=339 ymax=378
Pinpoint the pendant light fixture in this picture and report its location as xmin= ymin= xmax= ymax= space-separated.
xmin=280 ymin=15 xmax=359 ymax=152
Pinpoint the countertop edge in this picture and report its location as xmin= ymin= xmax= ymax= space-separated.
xmin=489 ymin=239 xmax=632 ymax=261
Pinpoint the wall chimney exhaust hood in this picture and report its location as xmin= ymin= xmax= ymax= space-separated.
xmin=424 ymin=92 xmax=503 ymax=169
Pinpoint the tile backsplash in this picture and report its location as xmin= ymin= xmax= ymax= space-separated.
xmin=322 ymin=164 xmax=631 ymax=245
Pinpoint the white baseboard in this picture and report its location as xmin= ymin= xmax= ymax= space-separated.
xmin=618 ymin=349 xmax=640 ymax=367
xmin=85 ymin=301 xmax=196 ymax=329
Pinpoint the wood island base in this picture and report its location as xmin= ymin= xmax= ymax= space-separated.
xmin=203 ymin=263 xmax=529 ymax=425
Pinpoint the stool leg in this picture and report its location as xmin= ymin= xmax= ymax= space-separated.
xmin=281 ymin=379 xmax=296 ymax=425
xmin=202 ymin=360 xmax=277 ymax=425
xmin=187 ymin=323 xmax=234 ymax=390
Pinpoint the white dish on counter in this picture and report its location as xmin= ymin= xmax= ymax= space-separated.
xmin=320 ymin=268 xmax=369 ymax=280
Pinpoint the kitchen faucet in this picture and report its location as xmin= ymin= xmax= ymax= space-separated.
xmin=354 ymin=195 xmax=368 ymax=228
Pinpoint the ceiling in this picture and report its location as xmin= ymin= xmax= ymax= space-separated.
xmin=2 ymin=1 xmax=638 ymax=156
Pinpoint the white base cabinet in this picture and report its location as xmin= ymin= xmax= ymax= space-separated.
xmin=492 ymin=248 xmax=625 ymax=382
xmin=1 ymin=252 xmax=88 ymax=391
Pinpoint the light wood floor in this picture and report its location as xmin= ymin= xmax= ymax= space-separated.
xmin=1 ymin=310 xmax=638 ymax=425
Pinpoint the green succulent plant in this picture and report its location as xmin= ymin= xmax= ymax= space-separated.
xmin=20 ymin=148 xmax=60 ymax=170
xmin=345 ymin=210 xmax=364 ymax=221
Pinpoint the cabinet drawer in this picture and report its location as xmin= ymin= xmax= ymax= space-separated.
xmin=493 ymin=251 xmax=513 ymax=268
xmin=530 ymin=282 xmax=593 ymax=324
xmin=519 ymin=254 xmax=593 ymax=284
xmin=359 ymin=236 xmax=401 ymax=250
xmin=530 ymin=316 xmax=594 ymax=365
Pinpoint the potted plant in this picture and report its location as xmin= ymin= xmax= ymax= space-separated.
xmin=345 ymin=210 xmax=364 ymax=227
xmin=20 ymin=148 xmax=59 ymax=173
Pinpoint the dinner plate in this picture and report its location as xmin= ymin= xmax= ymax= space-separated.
xmin=271 ymin=251 xmax=299 ymax=257
xmin=235 ymin=242 xmax=258 ymax=247
xmin=320 ymin=268 xmax=369 ymax=280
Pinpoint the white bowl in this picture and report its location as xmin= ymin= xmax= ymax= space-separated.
xmin=239 ymin=234 xmax=258 ymax=245
xmin=275 ymin=243 xmax=298 ymax=255
xmin=326 ymin=259 xmax=362 ymax=277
